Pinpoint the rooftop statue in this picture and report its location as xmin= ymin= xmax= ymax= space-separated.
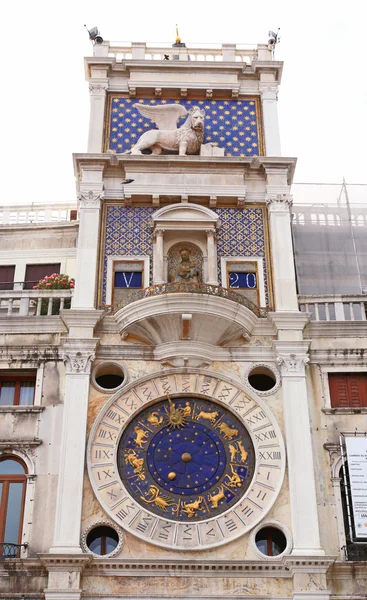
xmin=126 ymin=103 xmax=205 ymax=156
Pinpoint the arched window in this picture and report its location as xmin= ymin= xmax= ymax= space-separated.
xmin=0 ymin=457 xmax=27 ymax=554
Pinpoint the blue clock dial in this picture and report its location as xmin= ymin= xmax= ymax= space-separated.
xmin=117 ymin=397 xmax=255 ymax=521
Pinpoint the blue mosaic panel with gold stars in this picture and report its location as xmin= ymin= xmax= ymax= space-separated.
xmin=216 ymin=207 xmax=269 ymax=303
xmin=102 ymin=205 xmax=155 ymax=303
xmin=102 ymin=205 xmax=269 ymax=305
xmin=107 ymin=97 xmax=262 ymax=157
xmin=117 ymin=397 xmax=255 ymax=522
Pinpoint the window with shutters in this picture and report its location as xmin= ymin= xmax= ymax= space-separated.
xmin=24 ymin=264 xmax=60 ymax=290
xmin=328 ymin=373 xmax=367 ymax=408
xmin=0 ymin=266 xmax=15 ymax=290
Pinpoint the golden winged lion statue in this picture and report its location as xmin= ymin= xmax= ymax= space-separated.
xmin=126 ymin=103 xmax=205 ymax=156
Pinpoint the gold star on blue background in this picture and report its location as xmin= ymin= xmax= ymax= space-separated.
xmin=108 ymin=97 xmax=261 ymax=157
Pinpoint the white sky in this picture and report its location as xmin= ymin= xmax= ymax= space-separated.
xmin=1 ymin=0 xmax=366 ymax=206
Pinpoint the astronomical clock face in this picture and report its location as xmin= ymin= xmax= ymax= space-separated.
xmin=88 ymin=370 xmax=285 ymax=550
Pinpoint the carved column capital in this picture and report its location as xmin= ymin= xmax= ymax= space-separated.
xmin=205 ymin=228 xmax=216 ymax=240
xmin=259 ymin=85 xmax=278 ymax=101
xmin=89 ymin=83 xmax=108 ymax=96
xmin=266 ymin=193 xmax=293 ymax=213
xmin=62 ymin=349 xmax=95 ymax=375
xmin=277 ymin=353 xmax=309 ymax=376
xmin=77 ymin=190 xmax=104 ymax=208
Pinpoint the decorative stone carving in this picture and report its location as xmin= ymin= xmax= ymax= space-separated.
xmin=277 ymin=354 xmax=309 ymax=376
xmin=168 ymin=242 xmax=203 ymax=283
xmin=77 ymin=190 xmax=104 ymax=209
xmin=266 ymin=193 xmax=293 ymax=213
xmin=260 ymin=85 xmax=279 ymax=101
xmin=89 ymin=83 xmax=108 ymax=96
xmin=63 ymin=350 xmax=95 ymax=375
xmin=126 ymin=103 xmax=206 ymax=156
xmin=81 ymin=519 xmax=124 ymax=558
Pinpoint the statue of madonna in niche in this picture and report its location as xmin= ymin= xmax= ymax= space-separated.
xmin=168 ymin=242 xmax=203 ymax=283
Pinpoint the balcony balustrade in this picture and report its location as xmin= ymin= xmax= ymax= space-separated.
xmin=0 ymin=288 xmax=73 ymax=317
xmin=299 ymin=295 xmax=367 ymax=321
xmin=109 ymin=282 xmax=266 ymax=318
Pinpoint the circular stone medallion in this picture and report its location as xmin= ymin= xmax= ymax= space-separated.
xmin=88 ymin=369 xmax=285 ymax=550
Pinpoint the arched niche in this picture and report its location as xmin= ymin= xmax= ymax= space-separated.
xmin=151 ymin=203 xmax=220 ymax=285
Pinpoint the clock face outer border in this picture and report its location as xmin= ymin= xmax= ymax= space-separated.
xmin=87 ymin=368 xmax=285 ymax=551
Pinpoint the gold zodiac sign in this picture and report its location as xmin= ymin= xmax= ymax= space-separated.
xmin=140 ymin=485 xmax=175 ymax=512
xmin=182 ymin=401 xmax=191 ymax=417
xmin=182 ymin=496 xmax=203 ymax=518
xmin=164 ymin=394 xmax=188 ymax=429
xmin=196 ymin=409 xmax=219 ymax=423
xmin=217 ymin=422 xmax=239 ymax=440
xmin=228 ymin=441 xmax=248 ymax=463
xmin=133 ymin=426 xmax=149 ymax=448
xmin=146 ymin=411 xmax=163 ymax=427
xmin=225 ymin=464 xmax=243 ymax=488
xmin=208 ymin=486 xmax=225 ymax=508
xmin=124 ymin=449 xmax=146 ymax=480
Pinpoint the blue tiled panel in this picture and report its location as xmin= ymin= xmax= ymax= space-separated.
xmin=102 ymin=205 xmax=268 ymax=305
xmin=216 ymin=207 xmax=268 ymax=303
xmin=102 ymin=205 xmax=155 ymax=303
xmin=108 ymin=97 xmax=261 ymax=157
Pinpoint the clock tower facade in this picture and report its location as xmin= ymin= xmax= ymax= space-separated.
xmin=35 ymin=39 xmax=332 ymax=599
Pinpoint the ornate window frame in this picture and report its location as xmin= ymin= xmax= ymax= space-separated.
xmin=105 ymin=255 xmax=150 ymax=305
xmin=81 ymin=519 xmax=124 ymax=558
xmin=91 ymin=361 xmax=129 ymax=394
xmin=244 ymin=362 xmax=281 ymax=397
xmin=220 ymin=256 xmax=266 ymax=308
xmin=324 ymin=444 xmax=347 ymax=558
xmin=250 ymin=519 xmax=292 ymax=560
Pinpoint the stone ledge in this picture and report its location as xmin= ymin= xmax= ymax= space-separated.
xmin=322 ymin=408 xmax=367 ymax=415
xmin=0 ymin=406 xmax=45 ymax=414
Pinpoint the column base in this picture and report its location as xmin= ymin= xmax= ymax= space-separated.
xmin=45 ymin=591 xmax=82 ymax=600
xmin=291 ymin=548 xmax=325 ymax=557
xmin=49 ymin=545 xmax=83 ymax=554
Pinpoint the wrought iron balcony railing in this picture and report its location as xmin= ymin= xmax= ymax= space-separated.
xmin=0 ymin=542 xmax=27 ymax=559
xmin=110 ymin=282 xmax=266 ymax=318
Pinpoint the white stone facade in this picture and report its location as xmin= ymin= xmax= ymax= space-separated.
xmin=0 ymin=38 xmax=366 ymax=600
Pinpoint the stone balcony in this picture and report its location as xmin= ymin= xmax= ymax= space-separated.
xmin=0 ymin=289 xmax=73 ymax=317
xmin=299 ymin=294 xmax=367 ymax=321
xmin=110 ymin=283 xmax=267 ymax=351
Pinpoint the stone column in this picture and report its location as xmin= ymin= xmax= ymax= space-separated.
xmin=206 ymin=229 xmax=218 ymax=285
xmin=259 ymin=84 xmax=281 ymax=156
xmin=274 ymin=341 xmax=324 ymax=556
xmin=49 ymin=336 xmax=99 ymax=553
xmin=87 ymin=82 xmax=108 ymax=153
xmin=154 ymin=229 xmax=165 ymax=284
xmin=73 ymin=174 xmax=104 ymax=309
xmin=266 ymin=194 xmax=298 ymax=311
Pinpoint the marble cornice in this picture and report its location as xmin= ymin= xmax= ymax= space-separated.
xmin=84 ymin=556 xmax=335 ymax=577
